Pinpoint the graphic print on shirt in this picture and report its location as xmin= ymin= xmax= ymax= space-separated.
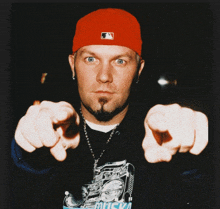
xmin=63 ymin=160 xmax=134 ymax=209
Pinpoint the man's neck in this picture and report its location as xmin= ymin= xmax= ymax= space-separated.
xmin=80 ymin=104 xmax=129 ymax=125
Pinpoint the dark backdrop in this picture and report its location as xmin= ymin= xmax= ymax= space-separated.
xmin=10 ymin=3 xmax=214 ymax=121
xmin=1 ymin=2 xmax=220 ymax=208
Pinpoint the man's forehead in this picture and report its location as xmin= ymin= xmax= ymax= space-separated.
xmin=77 ymin=45 xmax=137 ymax=58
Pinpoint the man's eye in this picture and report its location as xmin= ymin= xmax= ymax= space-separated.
xmin=86 ymin=57 xmax=95 ymax=62
xmin=116 ymin=59 xmax=125 ymax=65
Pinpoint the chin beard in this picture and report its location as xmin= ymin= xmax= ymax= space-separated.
xmin=80 ymin=74 xmax=139 ymax=122
xmin=82 ymin=98 xmax=129 ymax=122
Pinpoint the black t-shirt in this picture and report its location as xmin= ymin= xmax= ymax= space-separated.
xmin=10 ymin=104 xmax=214 ymax=209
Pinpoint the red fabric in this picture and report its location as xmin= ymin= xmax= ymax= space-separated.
xmin=72 ymin=8 xmax=142 ymax=56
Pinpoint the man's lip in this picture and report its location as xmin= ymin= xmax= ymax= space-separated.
xmin=94 ymin=90 xmax=114 ymax=94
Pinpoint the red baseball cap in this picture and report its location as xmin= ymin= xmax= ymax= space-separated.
xmin=72 ymin=8 xmax=142 ymax=56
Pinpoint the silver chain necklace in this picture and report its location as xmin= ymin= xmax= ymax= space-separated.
xmin=80 ymin=109 xmax=118 ymax=171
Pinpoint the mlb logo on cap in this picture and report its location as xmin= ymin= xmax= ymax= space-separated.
xmin=101 ymin=32 xmax=114 ymax=40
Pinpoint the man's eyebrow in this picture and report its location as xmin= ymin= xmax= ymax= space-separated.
xmin=115 ymin=54 xmax=133 ymax=60
xmin=78 ymin=50 xmax=96 ymax=56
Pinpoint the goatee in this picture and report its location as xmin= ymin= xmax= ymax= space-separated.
xmin=82 ymin=98 xmax=129 ymax=122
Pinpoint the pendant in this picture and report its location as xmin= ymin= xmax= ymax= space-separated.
xmin=93 ymin=159 xmax=98 ymax=177
xmin=94 ymin=159 xmax=98 ymax=170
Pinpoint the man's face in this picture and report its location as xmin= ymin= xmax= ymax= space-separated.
xmin=69 ymin=45 xmax=144 ymax=122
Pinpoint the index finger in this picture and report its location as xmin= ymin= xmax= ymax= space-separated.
xmin=142 ymin=123 xmax=172 ymax=163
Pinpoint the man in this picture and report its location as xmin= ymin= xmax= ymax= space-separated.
xmin=11 ymin=8 xmax=210 ymax=209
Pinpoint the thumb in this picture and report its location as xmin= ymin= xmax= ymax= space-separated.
xmin=50 ymin=126 xmax=80 ymax=162
xmin=50 ymin=135 xmax=67 ymax=161
xmin=143 ymin=119 xmax=172 ymax=163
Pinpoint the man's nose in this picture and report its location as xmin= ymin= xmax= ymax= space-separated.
xmin=96 ymin=61 xmax=113 ymax=83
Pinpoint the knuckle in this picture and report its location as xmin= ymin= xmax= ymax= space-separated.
xmin=146 ymin=113 xmax=154 ymax=123
xmin=26 ymin=105 xmax=37 ymax=114
xmin=150 ymin=104 xmax=164 ymax=112
xmin=40 ymin=100 xmax=51 ymax=106
xmin=166 ymin=103 xmax=181 ymax=115
xmin=171 ymin=103 xmax=181 ymax=108
xmin=58 ymin=101 xmax=71 ymax=107
xmin=196 ymin=111 xmax=208 ymax=124
xmin=182 ymin=107 xmax=194 ymax=117
xmin=40 ymin=101 xmax=49 ymax=108
xmin=146 ymin=106 xmax=165 ymax=122
xmin=169 ymin=103 xmax=181 ymax=113
xmin=150 ymin=103 xmax=182 ymax=118
xmin=40 ymin=101 xmax=55 ymax=110
xmin=153 ymin=104 xmax=164 ymax=109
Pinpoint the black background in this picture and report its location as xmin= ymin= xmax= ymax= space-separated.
xmin=10 ymin=3 xmax=215 ymax=119
xmin=1 ymin=1 xmax=220 ymax=208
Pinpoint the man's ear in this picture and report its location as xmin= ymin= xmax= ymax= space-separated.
xmin=138 ymin=59 xmax=145 ymax=78
xmin=68 ymin=54 xmax=75 ymax=77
